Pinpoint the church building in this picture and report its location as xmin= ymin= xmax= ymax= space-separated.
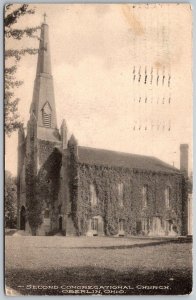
xmin=17 ymin=20 xmax=189 ymax=237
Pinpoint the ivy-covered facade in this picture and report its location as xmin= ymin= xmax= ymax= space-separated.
xmin=17 ymin=20 xmax=189 ymax=237
xmin=49 ymin=142 xmax=188 ymax=237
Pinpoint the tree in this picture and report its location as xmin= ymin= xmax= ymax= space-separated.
xmin=4 ymin=4 xmax=40 ymax=136
xmin=5 ymin=171 xmax=17 ymax=228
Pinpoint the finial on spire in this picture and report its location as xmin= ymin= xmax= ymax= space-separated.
xmin=43 ymin=12 xmax=47 ymax=23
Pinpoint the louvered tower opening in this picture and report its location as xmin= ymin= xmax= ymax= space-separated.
xmin=43 ymin=111 xmax=51 ymax=127
xmin=42 ymin=102 xmax=52 ymax=128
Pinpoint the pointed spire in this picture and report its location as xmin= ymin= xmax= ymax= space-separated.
xmin=36 ymin=18 xmax=52 ymax=76
xmin=60 ymin=119 xmax=68 ymax=150
xmin=30 ymin=20 xmax=58 ymax=137
xmin=43 ymin=12 xmax=47 ymax=24
xmin=68 ymin=134 xmax=78 ymax=146
xmin=68 ymin=134 xmax=78 ymax=158
xmin=61 ymin=119 xmax=67 ymax=129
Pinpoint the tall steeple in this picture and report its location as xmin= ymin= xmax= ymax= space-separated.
xmin=36 ymin=14 xmax=52 ymax=76
xmin=30 ymin=15 xmax=59 ymax=141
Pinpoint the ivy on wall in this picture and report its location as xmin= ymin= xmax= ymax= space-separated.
xmin=25 ymin=130 xmax=187 ymax=237
xmin=25 ymin=119 xmax=43 ymax=235
xmin=71 ymin=162 xmax=184 ymax=236
xmin=68 ymin=141 xmax=79 ymax=234
xmin=38 ymin=140 xmax=58 ymax=166
xmin=25 ymin=133 xmax=61 ymax=235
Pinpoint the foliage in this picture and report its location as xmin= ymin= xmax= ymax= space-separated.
xmin=68 ymin=141 xmax=80 ymax=235
xmin=5 ymin=170 xmax=17 ymax=228
xmin=4 ymin=4 xmax=40 ymax=136
xmin=26 ymin=137 xmax=62 ymax=235
xmin=76 ymin=164 xmax=134 ymax=236
xmin=25 ymin=117 xmax=44 ymax=235
xmin=73 ymin=161 xmax=184 ymax=236
xmin=28 ymin=168 xmax=49 ymax=236
xmin=24 ymin=136 xmax=185 ymax=237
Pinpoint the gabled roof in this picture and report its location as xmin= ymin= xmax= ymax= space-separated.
xmin=77 ymin=146 xmax=181 ymax=174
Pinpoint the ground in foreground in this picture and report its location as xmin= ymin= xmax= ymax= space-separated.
xmin=5 ymin=236 xmax=192 ymax=295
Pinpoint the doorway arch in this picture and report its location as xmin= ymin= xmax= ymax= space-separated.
xmin=20 ymin=206 xmax=26 ymax=230
xmin=59 ymin=216 xmax=63 ymax=231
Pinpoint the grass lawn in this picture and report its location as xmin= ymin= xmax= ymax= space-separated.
xmin=5 ymin=236 xmax=192 ymax=295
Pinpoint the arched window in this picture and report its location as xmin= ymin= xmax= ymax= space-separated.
xmin=165 ymin=186 xmax=171 ymax=208
xmin=119 ymin=219 xmax=125 ymax=231
xmin=118 ymin=183 xmax=124 ymax=207
xmin=90 ymin=184 xmax=98 ymax=206
xmin=42 ymin=102 xmax=52 ymax=128
xmin=142 ymin=185 xmax=148 ymax=208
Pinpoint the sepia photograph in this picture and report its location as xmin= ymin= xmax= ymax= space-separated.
xmin=4 ymin=3 xmax=192 ymax=296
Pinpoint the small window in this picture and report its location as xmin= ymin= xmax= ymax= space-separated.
xmin=142 ymin=218 xmax=150 ymax=232
xmin=90 ymin=184 xmax=98 ymax=206
xmin=118 ymin=183 xmax=124 ymax=207
xmin=142 ymin=185 xmax=148 ymax=208
xmin=44 ymin=209 xmax=49 ymax=218
xmin=165 ymin=186 xmax=171 ymax=208
xmin=91 ymin=218 xmax=98 ymax=231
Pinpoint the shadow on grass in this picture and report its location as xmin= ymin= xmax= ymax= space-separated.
xmin=35 ymin=240 xmax=192 ymax=250
xmin=5 ymin=266 xmax=192 ymax=296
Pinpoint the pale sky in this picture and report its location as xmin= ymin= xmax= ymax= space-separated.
xmin=5 ymin=4 xmax=193 ymax=176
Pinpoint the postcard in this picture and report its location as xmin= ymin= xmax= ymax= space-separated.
xmin=4 ymin=3 xmax=192 ymax=295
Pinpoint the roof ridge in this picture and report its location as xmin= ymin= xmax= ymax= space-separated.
xmin=78 ymin=145 xmax=155 ymax=159
xmin=77 ymin=145 xmax=180 ymax=173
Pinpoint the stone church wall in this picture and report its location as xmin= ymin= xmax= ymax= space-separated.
xmin=73 ymin=163 xmax=185 ymax=237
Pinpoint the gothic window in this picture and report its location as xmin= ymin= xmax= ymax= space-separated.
xmin=118 ymin=183 xmax=124 ymax=207
xmin=165 ymin=186 xmax=171 ymax=208
xmin=90 ymin=184 xmax=98 ymax=206
xmin=42 ymin=102 xmax=52 ymax=128
xmin=142 ymin=185 xmax=148 ymax=208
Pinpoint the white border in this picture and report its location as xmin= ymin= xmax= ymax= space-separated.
xmin=1 ymin=1 xmax=195 ymax=299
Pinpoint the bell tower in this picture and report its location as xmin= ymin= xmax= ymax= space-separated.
xmin=30 ymin=15 xmax=60 ymax=141
xmin=17 ymin=15 xmax=69 ymax=234
xmin=27 ymin=15 xmax=61 ymax=170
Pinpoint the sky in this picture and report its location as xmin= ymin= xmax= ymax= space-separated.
xmin=5 ymin=3 xmax=193 ymax=176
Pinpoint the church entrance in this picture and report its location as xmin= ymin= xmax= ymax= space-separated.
xmin=59 ymin=216 xmax=63 ymax=231
xmin=86 ymin=216 xmax=104 ymax=236
xmin=20 ymin=206 xmax=26 ymax=230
